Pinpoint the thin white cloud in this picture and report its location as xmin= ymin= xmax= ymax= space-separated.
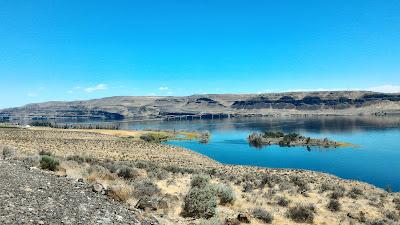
xmin=367 ymin=85 xmax=400 ymax=93
xmin=85 ymin=84 xmax=108 ymax=93
xmin=27 ymin=92 xmax=38 ymax=97
xmin=159 ymin=86 xmax=169 ymax=91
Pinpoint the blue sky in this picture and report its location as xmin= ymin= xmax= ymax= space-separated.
xmin=1 ymin=0 xmax=400 ymax=108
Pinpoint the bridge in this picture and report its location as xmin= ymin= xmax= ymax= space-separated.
xmin=163 ymin=113 xmax=234 ymax=121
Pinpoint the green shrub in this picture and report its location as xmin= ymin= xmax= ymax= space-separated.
xmin=67 ymin=155 xmax=93 ymax=164
xmin=263 ymin=131 xmax=284 ymax=138
xmin=140 ymin=133 xmax=169 ymax=143
xmin=252 ymin=208 xmax=274 ymax=223
xmin=385 ymin=211 xmax=399 ymax=221
xmin=348 ymin=187 xmax=363 ymax=199
xmin=276 ymin=196 xmax=290 ymax=207
xmin=117 ymin=166 xmax=140 ymax=180
xmin=369 ymin=219 xmax=386 ymax=225
xmin=198 ymin=217 xmax=222 ymax=225
xmin=259 ymin=174 xmax=281 ymax=189
xmin=290 ymin=175 xmax=309 ymax=193
xmin=248 ymin=133 xmax=264 ymax=148
xmin=330 ymin=189 xmax=345 ymax=199
xmin=182 ymin=185 xmax=217 ymax=219
xmin=242 ymin=182 xmax=254 ymax=193
xmin=287 ymin=204 xmax=315 ymax=223
xmin=199 ymin=131 xmax=211 ymax=144
xmin=191 ymin=174 xmax=210 ymax=188
xmin=2 ymin=146 xmax=16 ymax=159
xmin=215 ymin=184 xmax=235 ymax=205
xmin=327 ymin=199 xmax=341 ymax=212
xmin=133 ymin=180 xmax=160 ymax=198
xmin=40 ymin=155 xmax=59 ymax=171
xmin=393 ymin=198 xmax=400 ymax=210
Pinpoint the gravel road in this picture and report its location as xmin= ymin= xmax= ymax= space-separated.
xmin=0 ymin=160 xmax=151 ymax=225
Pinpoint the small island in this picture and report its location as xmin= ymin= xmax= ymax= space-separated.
xmin=248 ymin=131 xmax=347 ymax=148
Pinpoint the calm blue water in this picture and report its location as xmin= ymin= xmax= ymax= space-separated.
xmin=119 ymin=116 xmax=400 ymax=191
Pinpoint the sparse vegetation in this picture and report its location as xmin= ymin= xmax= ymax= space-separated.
xmin=40 ymin=155 xmax=59 ymax=171
xmin=252 ymin=208 xmax=274 ymax=223
xmin=1 ymin=127 xmax=398 ymax=225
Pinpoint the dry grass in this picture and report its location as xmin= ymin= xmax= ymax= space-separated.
xmin=1 ymin=127 xmax=400 ymax=225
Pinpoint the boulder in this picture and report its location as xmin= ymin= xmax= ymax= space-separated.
xmin=92 ymin=183 xmax=103 ymax=193
xmin=237 ymin=212 xmax=251 ymax=223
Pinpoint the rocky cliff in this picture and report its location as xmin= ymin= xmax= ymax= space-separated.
xmin=1 ymin=91 xmax=400 ymax=121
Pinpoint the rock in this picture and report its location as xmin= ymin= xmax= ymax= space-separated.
xmin=237 ymin=212 xmax=251 ymax=223
xmin=92 ymin=183 xmax=103 ymax=193
xmin=225 ymin=217 xmax=241 ymax=225
xmin=135 ymin=197 xmax=158 ymax=211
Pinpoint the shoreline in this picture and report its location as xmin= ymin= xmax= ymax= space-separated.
xmin=1 ymin=127 xmax=399 ymax=224
xmin=0 ymin=126 xmax=391 ymax=192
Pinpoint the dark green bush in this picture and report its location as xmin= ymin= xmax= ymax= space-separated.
xmin=40 ymin=155 xmax=59 ymax=171
xmin=252 ymin=208 xmax=273 ymax=223
xmin=287 ymin=204 xmax=315 ymax=223
xmin=182 ymin=185 xmax=217 ymax=219
xmin=327 ymin=199 xmax=341 ymax=212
